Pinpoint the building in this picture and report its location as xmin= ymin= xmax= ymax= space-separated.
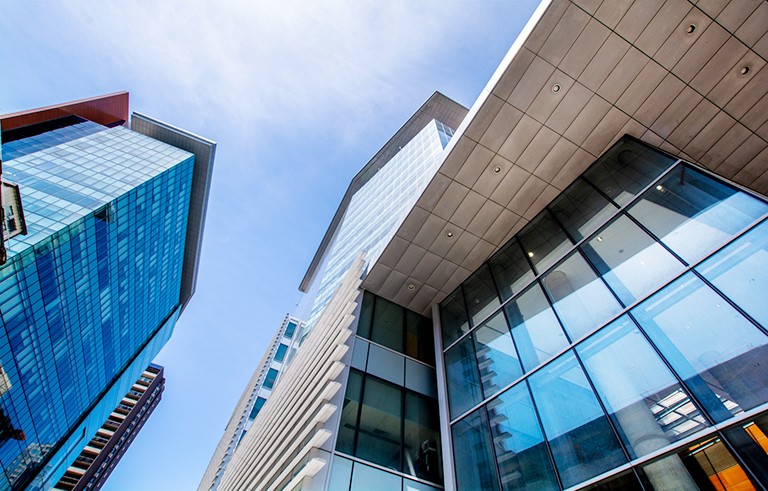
xmin=53 ymin=364 xmax=165 ymax=491
xmin=200 ymin=316 xmax=305 ymax=491
xmin=210 ymin=0 xmax=768 ymax=489
xmin=0 ymin=92 xmax=215 ymax=490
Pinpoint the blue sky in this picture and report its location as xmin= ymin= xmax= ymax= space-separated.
xmin=0 ymin=1 xmax=538 ymax=489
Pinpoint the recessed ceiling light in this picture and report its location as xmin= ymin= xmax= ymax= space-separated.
xmin=686 ymin=24 xmax=696 ymax=34
xmin=447 ymin=231 xmax=454 ymax=237
xmin=528 ymin=252 xmax=534 ymax=257
xmin=552 ymin=84 xmax=561 ymax=93
xmin=656 ymin=185 xmax=664 ymax=191
xmin=740 ymin=66 xmax=750 ymax=76
xmin=407 ymin=284 xmax=415 ymax=290
xmin=493 ymin=166 xmax=501 ymax=173
xmin=596 ymin=236 xmax=603 ymax=242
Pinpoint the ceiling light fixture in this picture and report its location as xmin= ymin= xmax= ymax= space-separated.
xmin=493 ymin=166 xmax=501 ymax=173
xmin=552 ymin=84 xmax=561 ymax=93
xmin=447 ymin=231 xmax=454 ymax=237
xmin=686 ymin=24 xmax=696 ymax=34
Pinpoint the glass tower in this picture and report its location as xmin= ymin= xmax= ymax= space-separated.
xmin=0 ymin=94 xmax=215 ymax=490
xmin=439 ymin=137 xmax=768 ymax=490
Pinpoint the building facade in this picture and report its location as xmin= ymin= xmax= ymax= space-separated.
xmin=209 ymin=0 xmax=768 ymax=489
xmin=200 ymin=316 xmax=305 ymax=491
xmin=0 ymin=93 xmax=215 ymax=490
xmin=53 ymin=364 xmax=165 ymax=491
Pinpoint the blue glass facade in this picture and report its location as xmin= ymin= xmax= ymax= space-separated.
xmin=440 ymin=137 xmax=768 ymax=490
xmin=0 ymin=118 xmax=196 ymax=490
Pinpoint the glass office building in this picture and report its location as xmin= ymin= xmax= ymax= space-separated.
xmin=0 ymin=93 xmax=215 ymax=490
xmin=440 ymin=136 xmax=768 ymax=490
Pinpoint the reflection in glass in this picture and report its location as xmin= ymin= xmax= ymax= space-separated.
xmin=473 ymin=312 xmax=522 ymax=398
xmin=582 ymin=215 xmax=685 ymax=306
xmin=337 ymin=370 xmax=364 ymax=455
xmin=489 ymin=238 xmax=535 ymax=301
xmin=549 ymin=178 xmax=619 ymax=242
xmin=723 ymin=414 xmax=768 ymax=484
xmin=517 ymin=212 xmax=573 ymax=275
xmin=445 ymin=338 xmax=483 ymax=419
xmin=583 ymin=137 xmax=674 ymax=207
xmin=628 ymin=164 xmax=768 ymax=264
xmin=639 ymin=436 xmax=757 ymax=491
xmin=355 ymin=376 xmax=403 ymax=471
xmin=357 ymin=292 xmax=374 ymax=339
xmin=583 ymin=471 xmax=643 ymax=491
xmin=528 ymin=352 xmax=626 ymax=488
xmin=452 ymin=408 xmax=500 ymax=491
xmin=577 ymin=316 xmax=708 ymax=459
xmin=463 ymin=264 xmax=501 ymax=327
xmin=698 ymin=219 xmax=768 ymax=327
xmin=350 ymin=460 xmax=402 ymax=490
xmin=405 ymin=310 xmax=435 ymax=366
xmin=440 ymin=288 xmax=469 ymax=347
xmin=487 ymin=383 xmax=559 ymax=491
xmin=504 ymin=283 xmax=568 ymax=372
xmin=404 ymin=392 xmax=442 ymax=484
xmin=327 ymin=455 xmax=354 ymax=491
xmin=633 ymin=273 xmax=768 ymax=422
xmin=542 ymin=251 xmax=622 ymax=339
xmin=371 ymin=296 xmax=404 ymax=352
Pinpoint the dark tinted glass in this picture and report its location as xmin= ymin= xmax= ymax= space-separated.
xmin=583 ymin=137 xmax=674 ymax=207
xmin=549 ymin=178 xmax=619 ymax=242
xmin=452 ymin=408 xmax=500 ymax=491
xmin=463 ymin=264 xmax=501 ymax=326
xmin=274 ymin=344 xmax=288 ymax=362
xmin=628 ymin=164 xmax=768 ymax=264
xmin=263 ymin=368 xmax=279 ymax=389
xmin=633 ymin=273 xmax=768 ymax=422
xmin=404 ymin=392 xmax=442 ymax=483
xmin=357 ymin=292 xmax=375 ymax=339
xmin=371 ymin=296 xmax=404 ymax=352
xmin=337 ymin=370 xmax=363 ymax=454
xmin=489 ymin=238 xmax=535 ymax=301
xmin=355 ymin=376 xmax=403 ymax=471
xmin=284 ymin=321 xmax=297 ymax=339
xmin=723 ymin=414 xmax=768 ymax=483
xmin=445 ymin=337 xmax=483 ymax=419
xmin=488 ymin=383 xmax=559 ymax=491
xmin=440 ymin=287 xmax=469 ymax=347
xmin=405 ymin=310 xmax=435 ymax=365
xmin=517 ymin=212 xmax=573 ymax=274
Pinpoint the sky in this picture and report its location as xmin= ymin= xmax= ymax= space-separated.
xmin=0 ymin=1 xmax=539 ymax=489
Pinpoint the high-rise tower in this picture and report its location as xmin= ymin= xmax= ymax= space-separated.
xmin=0 ymin=92 xmax=215 ymax=490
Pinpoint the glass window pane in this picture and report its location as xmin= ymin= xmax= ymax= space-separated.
xmin=583 ymin=137 xmax=674 ymax=207
xmin=445 ymin=337 xmax=483 ymax=419
xmin=582 ymin=215 xmax=686 ymax=306
xmin=487 ymin=383 xmax=559 ymax=491
xmin=405 ymin=310 xmax=435 ymax=366
xmin=440 ymin=287 xmax=469 ymax=347
xmin=639 ymin=436 xmax=759 ymax=491
xmin=328 ymin=455 xmax=353 ymax=491
xmin=528 ymin=352 xmax=627 ymax=488
xmin=355 ymin=376 xmax=403 ymax=471
xmin=263 ymin=368 xmax=279 ymax=390
xmin=404 ymin=392 xmax=442 ymax=484
xmin=582 ymin=471 xmax=643 ymax=491
xmin=632 ymin=273 xmax=768 ymax=422
xmin=337 ymin=370 xmax=364 ymax=455
xmin=367 ymin=344 xmax=405 ymax=386
xmin=473 ymin=312 xmax=523 ymax=398
xmin=357 ymin=292 xmax=375 ymax=339
xmin=403 ymin=478 xmax=440 ymax=491
xmin=350 ymin=461 xmax=402 ymax=491
xmin=451 ymin=408 xmax=500 ymax=491
xmin=628 ymin=164 xmax=768 ymax=264
xmin=505 ymin=283 xmax=569 ymax=372
xmin=698 ymin=219 xmax=768 ymax=327
xmin=542 ymin=251 xmax=623 ymax=340
xmin=463 ymin=264 xmax=501 ymax=327
xmin=489 ymin=238 xmax=535 ymax=301
xmin=577 ymin=316 xmax=708 ymax=459
xmin=371 ymin=296 xmax=404 ymax=353
xmin=274 ymin=343 xmax=288 ymax=362
xmin=723 ymin=415 xmax=768 ymax=484
xmin=518 ymin=212 xmax=573 ymax=274
xmin=549 ymin=178 xmax=619 ymax=242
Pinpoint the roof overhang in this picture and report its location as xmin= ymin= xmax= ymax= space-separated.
xmin=0 ymin=92 xmax=129 ymax=131
xmin=363 ymin=0 xmax=768 ymax=315
xmin=130 ymin=113 xmax=217 ymax=313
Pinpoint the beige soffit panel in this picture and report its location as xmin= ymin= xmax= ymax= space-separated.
xmin=218 ymin=256 xmax=365 ymax=491
xmin=362 ymin=0 xmax=768 ymax=316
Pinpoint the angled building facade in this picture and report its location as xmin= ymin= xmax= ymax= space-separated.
xmin=0 ymin=93 xmax=215 ymax=490
xmin=209 ymin=0 xmax=768 ymax=489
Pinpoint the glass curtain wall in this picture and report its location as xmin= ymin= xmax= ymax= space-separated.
xmin=332 ymin=292 xmax=442 ymax=491
xmin=440 ymin=137 xmax=768 ymax=490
